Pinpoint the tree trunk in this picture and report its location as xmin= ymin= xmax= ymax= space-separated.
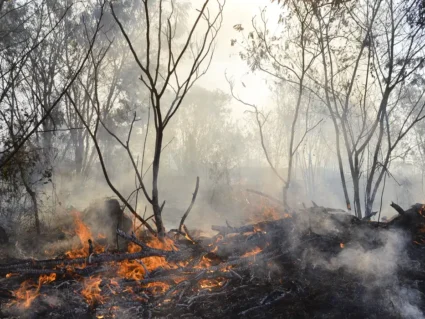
xmin=152 ymin=128 xmax=164 ymax=236
xmin=352 ymin=176 xmax=362 ymax=219
xmin=18 ymin=165 xmax=40 ymax=234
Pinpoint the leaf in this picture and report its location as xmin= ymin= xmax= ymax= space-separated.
xmin=233 ymin=24 xmax=244 ymax=32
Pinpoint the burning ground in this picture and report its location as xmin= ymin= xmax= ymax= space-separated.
xmin=1 ymin=201 xmax=425 ymax=318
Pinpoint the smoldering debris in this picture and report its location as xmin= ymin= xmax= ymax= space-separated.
xmin=0 ymin=202 xmax=425 ymax=318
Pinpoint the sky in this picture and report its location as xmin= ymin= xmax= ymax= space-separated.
xmin=195 ymin=0 xmax=281 ymax=117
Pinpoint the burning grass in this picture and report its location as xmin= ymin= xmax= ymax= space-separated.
xmin=1 ymin=202 xmax=425 ymax=318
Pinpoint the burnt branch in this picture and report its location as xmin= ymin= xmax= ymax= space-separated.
xmin=179 ymin=176 xmax=200 ymax=234
xmin=390 ymin=202 xmax=405 ymax=215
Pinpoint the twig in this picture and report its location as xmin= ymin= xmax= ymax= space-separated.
xmin=179 ymin=177 xmax=200 ymax=234
xmin=390 ymin=202 xmax=405 ymax=215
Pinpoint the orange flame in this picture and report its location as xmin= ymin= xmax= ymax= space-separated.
xmin=64 ymin=211 xmax=104 ymax=258
xmin=81 ymin=276 xmax=103 ymax=306
xmin=199 ymin=278 xmax=226 ymax=290
xmin=242 ymin=247 xmax=262 ymax=258
xmin=12 ymin=273 xmax=57 ymax=308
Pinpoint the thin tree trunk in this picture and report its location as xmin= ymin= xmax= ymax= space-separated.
xmin=18 ymin=165 xmax=40 ymax=234
xmin=152 ymin=128 xmax=164 ymax=236
xmin=352 ymin=176 xmax=362 ymax=218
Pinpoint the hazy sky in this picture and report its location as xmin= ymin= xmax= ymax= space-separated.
xmin=196 ymin=0 xmax=281 ymax=116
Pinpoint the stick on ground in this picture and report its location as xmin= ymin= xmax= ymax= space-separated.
xmin=179 ymin=177 xmax=200 ymax=234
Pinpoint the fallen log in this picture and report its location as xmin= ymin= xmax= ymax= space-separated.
xmin=0 ymin=249 xmax=176 ymax=274
xmin=116 ymin=229 xmax=196 ymax=262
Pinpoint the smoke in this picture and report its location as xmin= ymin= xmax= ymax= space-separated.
xmin=327 ymin=230 xmax=408 ymax=279
xmin=298 ymin=223 xmax=424 ymax=319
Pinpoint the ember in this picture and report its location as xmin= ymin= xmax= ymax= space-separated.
xmin=1 ymin=202 xmax=425 ymax=318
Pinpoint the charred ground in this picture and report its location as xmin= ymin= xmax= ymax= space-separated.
xmin=0 ymin=200 xmax=424 ymax=319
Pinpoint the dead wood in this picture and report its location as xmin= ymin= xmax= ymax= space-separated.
xmin=4 ymin=201 xmax=425 ymax=319
xmin=390 ymin=202 xmax=406 ymax=215
xmin=179 ymin=176 xmax=200 ymax=236
xmin=362 ymin=211 xmax=378 ymax=220
xmin=116 ymin=229 xmax=168 ymax=253
xmin=0 ymin=249 xmax=175 ymax=274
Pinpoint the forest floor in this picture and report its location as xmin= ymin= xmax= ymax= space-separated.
xmin=0 ymin=202 xmax=425 ymax=318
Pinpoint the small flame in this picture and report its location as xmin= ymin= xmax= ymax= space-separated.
xmin=340 ymin=243 xmax=345 ymax=249
xmin=97 ymin=233 xmax=106 ymax=239
xmin=144 ymin=282 xmax=171 ymax=294
xmin=81 ymin=276 xmax=103 ymax=306
xmin=199 ymin=278 xmax=225 ymax=290
xmin=242 ymin=247 xmax=262 ymax=258
xmin=12 ymin=273 xmax=56 ymax=308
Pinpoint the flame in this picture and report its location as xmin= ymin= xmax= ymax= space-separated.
xmin=118 ymin=260 xmax=146 ymax=281
xmin=74 ymin=211 xmax=92 ymax=247
xmin=340 ymin=243 xmax=345 ymax=249
xmin=242 ymin=247 xmax=262 ymax=258
xmin=196 ymin=255 xmax=215 ymax=268
xmin=64 ymin=211 xmax=104 ymax=258
xmin=13 ymin=212 xmax=205 ymax=306
xmin=12 ymin=273 xmax=56 ymax=308
xmin=199 ymin=278 xmax=225 ymax=290
xmin=117 ymin=237 xmax=180 ymax=282
xmin=145 ymin=282 xmax=171 ymax=294
xmin=248 ymin=200 xmax=290 ymax=224
xmin=97 ymin=233 xmax=106 ymax=239
xmin=81 ymin=276 xmax=103 ymax=306
xmin=139 ymin=237 xmax=178 ymax=272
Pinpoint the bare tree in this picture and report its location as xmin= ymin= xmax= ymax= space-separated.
xmin=0 ymin=0 xmax=105 ymax=233
xmin=71 ymin=0 xmax=225 ymax=236
xmin=309 ymin=0 xmax=425 ymax=217
xmin=229 ymin=1 xmax=322 ymax=207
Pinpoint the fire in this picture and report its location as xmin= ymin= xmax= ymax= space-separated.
xmin=242 ymin=247 xmax=262 ymax=258
xmin=118 ymin=236 xmax=180 ymax=283
xmin=26 ymin=211 xmax=190 ymax=305
xmin=81 ymin=276 xmax=103 ymax=306
xmin=118 ymin=260 xmax=146 ymax=281
xmin=64 ymin=211 xmax=104 ymax=258
xmin=144 ymin=282 xmax=171 ymax=294
xmin=340 ymin=243 xmax=345 ymax=249
xmin=199 ymin=278 xmax=225 ymax=290
xmin=97 ymin=233 xmax=106 ymax=239
xmin=195 ymin=255 xmax=219 ymax=268
xmin=248 ymin=200 xmax=290 ymax=224
xmin=74 ymin=211 xmax=92 ymax=247
xmin=138 ymin=236 xmax=178 ymax=272
xmin=12 ymin=273 xmax=57 ymax=308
